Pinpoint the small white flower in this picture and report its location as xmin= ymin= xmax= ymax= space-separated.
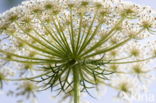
xmin=116 ymin=1 xmax=141 ymax=17
xmin=139 ymin=14 xmax=156 ymax=29
xmin=110 ymin=75 xmax=139 ymax=101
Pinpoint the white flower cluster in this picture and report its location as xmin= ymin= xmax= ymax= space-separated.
xmin=0 ymin=0 xmax=156 ymax=102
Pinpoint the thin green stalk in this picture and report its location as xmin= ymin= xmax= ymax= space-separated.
xmin=0 ymin=57 xmax=56 ymax=64
xmin=107 ymin=56 xmax=155 ymax=64
xmin=73 ymin=67 xmax=80 ymax=103
xmin=84 ymin=38 xmax=131 ymax=58
xmin=83 ymin=28 xmax=145 ymax=58
xmin=15 ymin=22 xmax=58 ymax=53
xmin=77 ymin=12 xmax=97 ymax=55
xmin=80 ymin=17 xmax=125 ymax=57
xmin=76 ymin=13 xmax=83 ymax=55
xmin=69 ymin=8 xmax=76 ymax=55
xmin=32 ymin=29 xmax=66 ymax=56
xmin=15 ymin=36 xmax=62 ymax=57
xmin=37 ymin=15 xmax=67 ymax=54
xmin=54 ymin=16 xmax=72 ymax=54
xmin=5 ymin=71 xmax=51 ymax=81
xmin=0 ymin=49 xmax=63 ymax=62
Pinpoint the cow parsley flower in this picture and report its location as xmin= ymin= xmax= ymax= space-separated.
xmin=0 ymin=0 xmax=156 ymax=103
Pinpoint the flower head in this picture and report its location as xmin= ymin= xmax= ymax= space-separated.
xmin=16 ymin=81 xmax=38 ymax=98
xmin=0 ymin=0 xmax=156 ymax=103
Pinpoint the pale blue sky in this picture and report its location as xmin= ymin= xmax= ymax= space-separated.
xmin=0 ymin=0 xmax=156 ymax=103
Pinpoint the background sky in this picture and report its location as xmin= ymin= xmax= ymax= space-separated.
xmin=0 ymin=0 xmax=156 ymax=103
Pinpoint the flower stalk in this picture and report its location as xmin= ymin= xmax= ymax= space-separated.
xmin=73 ymin=67 xmax=80 ymax=103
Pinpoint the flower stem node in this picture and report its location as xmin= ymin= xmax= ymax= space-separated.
xmin=80 ymin=1 xmax=89 ymax=7
xmin=0 ymin=73 xmax=5 ymax=89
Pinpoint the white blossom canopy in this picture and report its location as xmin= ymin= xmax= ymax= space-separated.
xmin=0 ymin=0 xmax=156 ymax=102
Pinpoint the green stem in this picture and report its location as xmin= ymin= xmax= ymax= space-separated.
xmin=5 ymin=71 xmax=51 ymax=81
xmin=73 ymin=67 xmax=80 ymax=103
